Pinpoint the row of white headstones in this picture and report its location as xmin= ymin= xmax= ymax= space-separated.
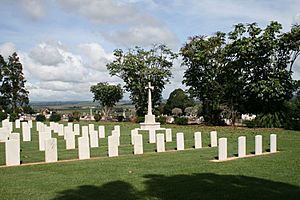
xmin=1 ymin=119 xmax=277 ymax=166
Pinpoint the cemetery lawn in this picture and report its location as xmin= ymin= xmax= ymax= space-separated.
xmin=0 ymin=122 xmax=299 ymax=200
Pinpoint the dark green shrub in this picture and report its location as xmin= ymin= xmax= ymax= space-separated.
xmin=0 ymin=111 xmax=8 ymax=121
xmin=36 ymin=114 xmax=46 ymax=122
xmin=175 ymin=117 xmax=188 ymax=125
xmin=244 ymin=120 xmax=257 ymax=128
xmin=156 ymin=116 xmax=167 ymax=125
xmin=68 ymin=115 xmax=74 ymax=122
xmin=49 ymin=113 xmax=61 ymax=122
xmin=72 ymin=111 xmax=80 ymax=122
xmin=117 ymin=116 xmax=124 ymax=122
xmin=136 ymin=116 xmax=145 ymax=123
xmin=255 ymin=113 xmax=283 ymax=128
xmin=9 ymin=112 xmax=18 ymax=122
xmin=94 ymin=114 xmax=101 ymax=122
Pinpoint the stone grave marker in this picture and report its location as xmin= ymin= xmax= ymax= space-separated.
xmin=238 ymin=136 xmax=246 ymax=157
xmin=194 ymin=132 xmax=202 ymax=149
xmin=134 ymin=134 xmax=143 ymax=155
xmin=176 ymin=132 xmax=185 ymax=151
xmin=45 ymin=138 xmax=57 ymax=162
xmin=108 ymin=135 xmax=118 ymax=157
xmin=98 ymin=126 xmax=105 ymax=138
xmin=210 ymin=131 xmax=218 ymax=147
xmin=270 ymin=134 xmax=277 ymax=153
xmin=156 ymin=134 xmax=165 ymax=152
xmin=22 ymin=122 xmax=31 ymax=141
xmin=218 ymin=138 xmax=227 ymax=161
xmin=255 ymin=135 xmax=262 ymax=155
xmin=78 ymin=136 xmax=90 ymax=159
xmin=165 ymin=128 xmax=172 ymax=142
xmin=5 ymin=139 xmax=20 ymax=166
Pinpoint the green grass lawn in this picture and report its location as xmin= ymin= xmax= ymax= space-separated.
xmin=0 ymin=122 xmax=299 ymax=199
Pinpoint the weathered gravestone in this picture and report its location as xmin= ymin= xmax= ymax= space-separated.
xmin=176 ymin=132 xmax=185 ymax=151
xmin=45 ymin=138 xmax=57 ymax=162
xmin=194 ymin=132 xmax=202 ymax=149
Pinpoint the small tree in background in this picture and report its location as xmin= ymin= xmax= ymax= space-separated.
xmin=90 ymin=82 xmax=123 ymax=118
xmin=49 ymin=113 xmax=61 ymax=122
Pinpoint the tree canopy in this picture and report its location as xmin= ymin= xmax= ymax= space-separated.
xmin=107 ymin=45 xmax=177 ymax=116
xmin=0 ymin=52 xmax=29 ymax=113
xmin=164 ymin=88 xmax=194 ymax=115
xmin=90 ymin=82 xmax=123 ymax=117
xmin=181 ymin=21 xmax=300 ymax=125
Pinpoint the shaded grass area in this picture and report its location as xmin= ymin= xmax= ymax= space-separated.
xmin=0 ymin=122 xmax=299 ymax=199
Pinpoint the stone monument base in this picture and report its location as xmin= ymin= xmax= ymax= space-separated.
xmin=140 ymin=114 xmax=161 ymax=130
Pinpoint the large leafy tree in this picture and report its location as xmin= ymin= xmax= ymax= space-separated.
xmin=1 ymin=52 xmax=29 ymax=113
xmin=90 ymin=82 xmax=123 ymax=117
xmin=164 ymin=88 xmax=194 ymax=115
xmin=181 ymin=21 xmax=300 ymax=125
xmin=181 ymin=32 xmax=226 ymax=124
xmin=107 ymin=45 xmax=177 ymax=116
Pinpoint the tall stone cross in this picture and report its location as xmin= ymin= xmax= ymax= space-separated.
xmin=146 ymin=82 xmax=154 ymax=115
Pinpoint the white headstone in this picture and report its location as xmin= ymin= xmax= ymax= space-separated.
xmin=39 ymin=130 xmax=52 ymax=151
xmin=0 ymin=127 xmax=9 ymax=142
xmin=22 ymin=122 xmax=31 ymax=141
xmin=176 ymin=132 xmax=184 ymax=151
xmin=58 ymin=124 xmax=64 ymax=136
xmin=90 ymin=130 xmax=99 ymax=148
xmin=9 ymin=133 xmax=20 ymax=149
xmin=74 ymin=124 xmax=80 ymax=136
xmin=210 ymin=131 xmax=218 ymax=147
xmin=88 ymin=124 xmax=95 ymax=134
xmin=28 ymin=120 xmax=33 ymax=128
xmin=194 ymin=132 xmax=202 ymax=149
xmin=134 ymin=134 xmax=143 ymax=155
xmin=108 ymin=135 xmax=118 ymax=157
xmin=111 ymin=130 xmax=120 ymax=146
xmin=64 ymin=126 xmax=72 ymax=140
xmin=66 ymin=131 xmax=75 ymax=149
xmin=15 ymin=119 xmax=21 ymax=129
xmin=45 ymin=138 xmax=57 ymax=162
xmin=218 ymin=138 xmax=227 ymax=161
xmin=98 ymin=126 xmax=105 ymax=138
xmin=78 ymin=137 xmax=90 ymax=159
xmin=5 ymin=139 xmax=20 ymax=166
xmin=255 ymin=135 xmax=262 ymax=155
xmin=67 ymin=122 xmax=73 ymax=132
xmin=131 ymin=129 xmax=138 ymax=145
xmin=2 ymin=120 xmax=13 ymax=133
xmin=238 ymin=136 xmax=246 ymax=157
xmin=165 ymin=128 xmax=172 ymax=142
xmin=156 ymin=134 xmax=165 ymax=152
xmin=82 ymin=126 xmax=89 ymax=137
xmin=50 ymin=122 xmax=55 ymax=131
xmin=149 ymin=129 xmax=156 ymax=143
xmin=114 ymin=125 xmax=121 ymax=137
xmin=36 ymin=121 xmax=42 ymax=131
xmin=270 ymin=134 xmax=277 ymax=153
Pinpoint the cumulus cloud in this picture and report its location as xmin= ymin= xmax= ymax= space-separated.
xmin=102 ymin=25 xmax=179 ymax=49
xmin=0 ymin=42 xmax=17 ymax=59
xmin=78 ymin=43 xmax=113 ymax=71
xmin=15 ymin=41 xmax=123 ymax=101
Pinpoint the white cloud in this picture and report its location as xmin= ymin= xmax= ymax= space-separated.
xmin=102 ymin=25 xmax=179 ymax=49
xmin=21 ymin=0 xmax=46 ymax=20
xmin=0 ymin=42 xmax=17 ymax=59
xmin=78 ymin=43 xmax=113 ymax=71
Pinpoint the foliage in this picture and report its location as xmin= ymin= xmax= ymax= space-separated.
xmin=181 ymin=22 xmax=300 ymax=125
xmin=90 ymin=82 xmax=123 ymax=117
xmin=0 ymin=111 xmax=7 ymax=121
xmin=164 ymin=88 xmax=194 ymax=115
xmin=116 ymin=116 xmax=124 ymax=122
xmin=9 ymin=112 xmax=18 ymax=122
xmin=72 ymin=111 xmax=81 ymax=122
xmin=107 ymin=45 xmax=177 ymax=116
xmin=0 ymin=53 xmax=29 ymax=113
xmin=94 ymin=114 xmax=101 ymax=122
xmin=36 ymin=114 xmax=46 ymax=122
xmin=22 ymin=105 xmax=35 ymax=114
xmin=174 ymin=117 xmax=188 ymax=125
xmin=171 ymin=107 xmax=182 ymax=116
xmin=68 ymin=115 xmax=74 ymax=122
xmin=156 ymin=116 xmax=167 ymax=125
xmin=283 ymin=95 xmax=300 ymax=130
xmin=49 ymin=113 xmax=61 ymax=122
xmin=136 ymin=116 xmax=145 ymax=123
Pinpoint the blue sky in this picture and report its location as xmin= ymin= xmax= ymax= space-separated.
xmin=0 ymin=0 xmax=299 ymax=101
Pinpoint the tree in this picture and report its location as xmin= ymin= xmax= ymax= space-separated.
xmin=90 ymin=82 xmax=123 ymax=117
xmin=181 ymin=21 xmax=300 ymax=125
xmin=164 ymin=88 xmax=194 ymax=115
xmin=172 ymin=107 xmax=182 ymax=116
xmin=107 ymin=45 xmax=177 ymax=116
xmin=1 ymin=52 xmax=29 ymax=113
xmin=181 ymin=32 xmax=226 ymax=124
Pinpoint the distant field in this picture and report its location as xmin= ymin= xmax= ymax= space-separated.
xmin=0 ymin=122 xmax=299 ymax=199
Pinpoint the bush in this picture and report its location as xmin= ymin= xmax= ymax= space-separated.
xmin=72 ymin=111 xmax=80 ymax=122
xmin=244 ymin=120 xmax=257 ymax=128
xmin=175 ymin=117 xmax=188 ymax=125
xmin=94 ymin=114 xmax=101 ymax=122
xmin=0 ymin=111 xmax=8 ymax=121
xmin=9 ymin=112 xmax=18 ymax=122
xmin=116 ymin=116 xmax=124 ymax=122
xmin=36 ymin=114 xmax=46 ymax=122
xmin=156 ymin=116 xmax=167 ymax=125
xmin=255 ymin=113 xmax=283 ymax=128
xmin=68 ymin=115 xmax=74 ymax=122
xmin=136 ymin=116 xmax=145 ymax=123
xmin=49 ymin=113 xmax=61 ymax=122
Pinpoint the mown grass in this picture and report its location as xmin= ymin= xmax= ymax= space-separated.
xmin=0 ymin=122 xmax=299 ymax=200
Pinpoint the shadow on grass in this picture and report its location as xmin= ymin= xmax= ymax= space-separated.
xmin=53 ymin=173 xmax=300 ymax=200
